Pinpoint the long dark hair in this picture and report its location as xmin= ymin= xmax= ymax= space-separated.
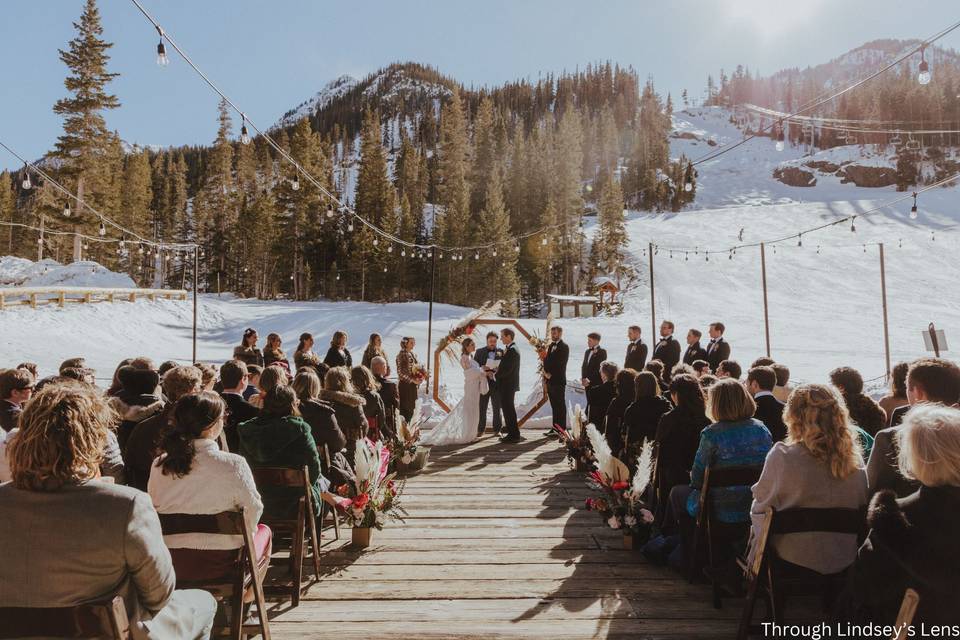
xmin=669 ymin=374 xmax=706 ymax=417
xmin=262 ymin=385 xmax=300 ymax=419
xmin=297 ymin=332 xmax=313 ymax=353
xmin=158 ymin=391 xmax=225 ymax=478
xmin=615 ymin=369 xmax=637 ymax=399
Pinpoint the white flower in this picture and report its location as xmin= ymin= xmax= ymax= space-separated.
xmin=375 ymin=511 xmax=385 ymax=526
xmin=640 ymin=508 xmax=655 ymax=524
xmin=624 ymin=515 xmax=637 ymax=527
xmin=401 ymin=453 xmax=414 ymax=464
xmin=607 ymin=516 xmax=621 ymax=530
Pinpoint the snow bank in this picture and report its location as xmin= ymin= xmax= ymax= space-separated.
xmin=0 ymin=257 xmax=135 ymax=289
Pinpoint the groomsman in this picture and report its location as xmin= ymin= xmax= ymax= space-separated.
xmin=475 ymin=332 xmax=504 ymax=436
xmin=624 ymin=325 xmax=647 ymax=371
xmin=682 ymin=328 xmax=709 ymax=366
xmin=706 ymin=322 xmax=731 ymax=372
xmin=580 ymin=333 xmax=607 ymax=390
xmin=542 ymin=326 xmax=570 ymax=429
xmin=652 ymin=321 xmax=681 ymax=380
xmin=496 ymin=328 xmax=522 ymax=443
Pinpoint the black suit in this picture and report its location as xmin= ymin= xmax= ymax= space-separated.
xmin=475 ymin=346 xmax=504 ymax=434
xmin=890 ymin=404 xmax=909 ymax=428
xmin=754 ymin=393 xmax=787 ymax=442
xmin=543 ymin=340 xmax=570 ymax=429
xmin=375 ymin=375 xmax=400 ymax=439
xmin=0 ymin=400 xmax=21 ymax=432
xmin=495 ymin=343 xmax=521 ymax=439
xmin=682 ymin=342 xmax=709 ymax=366
xmin=624 ymin=340 xmax=648 ymax=372
xmin=221 ymin=392 xmax=260 ymax=453
xmin=652 ymin=336 xmax=681 ymax=379
xmin=581 ymin=346 xmax=607 ymax=388
xmin=706 ymin=338 xmax=731 ymax=372
xmin=323 ymin=346 xmax=353 ymax=369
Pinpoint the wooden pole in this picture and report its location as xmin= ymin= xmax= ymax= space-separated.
xmin=192 ymin=245 xmax=199 ymax=363
xmin=648 ymin=242 xmax=656 ymax=340
xmin=879 ymin=243 xmax=891 ymax=378
xmin=760 ymin=242 xmax=771 ymax=357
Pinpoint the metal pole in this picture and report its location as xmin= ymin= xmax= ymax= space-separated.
xmin=648 ymin=242 xmax=656 ymax=340
xmin=760 ymin=242 xmax=771 ymax=357
xmin=192 ymin=245 xmax=199 ymax=363
xmin=879 ymin=243 xmax=891 ymax=378
xmin=37 ymin=214 xmax=45 ymax=261
xmin=427 ymin=247 xmax=436 ymax=366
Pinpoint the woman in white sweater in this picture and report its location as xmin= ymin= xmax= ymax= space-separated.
xmin=748 ymin=383 xmax=868 ymax=575
xmin=148 ymin=391 xmax=271 ymax=581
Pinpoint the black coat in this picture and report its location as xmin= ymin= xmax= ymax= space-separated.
xmin=623 ymin=395 xmax=672 ymax=450
xmin=581 ymin=347 xmax=607 ymax=387
xmin=495 ymin=343 xmax=521 ymax=393
xmin=682 ymin=342 xmax=709 ymax=366
xmin=846 ymin=393 xmax=887 ymax=437
xmin=586 ymin=380 xmax=615 ymax=430
xmin=652 ymin=337 xmax=681 ymax=378
xmin=360 ymin=389 xmax=386 ymax=439
xmin=123 ymin=404 xmax=175 ymax=492
xmin=624 ymin=340 xmax=648 ymax=372
xmin=841 ymin=487 xmax=960 ymax=628
xmin=652 ymin=406 xmax=711 ymax=523
xmin=754 ymin=393 xmax=787 ymax=442
xmin=299 ymin=398 xmax=346 ymax=458
xmin=0 ymin=400 xmax=21 ymax=432
xmin=543 ymin=340 xmax=569 ymax=386
xmin=221 ymin=392 xmax=260 ymax=453
xmin=475 ymin=346 xmax=504 ymax=391
xmin=603 ymin=395 xmax=632 ymax=454
xmin=323 ymin=346 xmax=353 ymax=369
xmin=705 ymin=338 xmax=731 ymax=372
xmin=375 ymin=375 xmax=400 ymax=439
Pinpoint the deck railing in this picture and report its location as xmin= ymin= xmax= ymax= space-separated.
xmin=0 ymin=286 xmax=188 ymax=310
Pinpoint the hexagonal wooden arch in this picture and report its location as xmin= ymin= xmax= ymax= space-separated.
xmin=432 ymin=318 xmax=547 ymax=428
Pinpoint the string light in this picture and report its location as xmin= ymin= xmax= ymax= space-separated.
xmin=797 ymin=235 xmax=803 ymax=247
xmin=156 ymin=37 xmax=169 ymax=67
xmin=347 ymin=221 xmax=354 ymax=232
xmin=98 ymin=221 xmax=106 ymax=236
xmin=240 ymin=116 xmax=250 ymax=145
xmin=910 ymin=192 xmax=919 ymax=219
xmin=918 ymin=46 xmax=931 ymax=85
xmin=541 ymin=237 xmax=548 ymax=246
xmin=326 ymin=204 xmax=334 ymax=218
xmin=21 ymin=165 xmax=31 ymax=190
xmin=63 ymin=202 xmax=71 ymax=217
xmin=291 ymin=174 xmax=300 ymax=191
xmin=850 ymin=216 xmax=856 ymax=232
xmin=387 ymin=245 xmax=393 ymax=253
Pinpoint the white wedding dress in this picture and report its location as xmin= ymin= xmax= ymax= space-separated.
xmin=422 ymin=353 xmax=489 ymax=446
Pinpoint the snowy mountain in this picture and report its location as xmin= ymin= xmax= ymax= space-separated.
xmin=275 ymin=74 xmax=360 ymax=129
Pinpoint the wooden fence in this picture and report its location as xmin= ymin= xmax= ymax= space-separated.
xmin=0 ymin=286 xmax=188 ymax=310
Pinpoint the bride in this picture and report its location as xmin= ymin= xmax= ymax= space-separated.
xmin=422 ymin=337 xmax=488 ymax=446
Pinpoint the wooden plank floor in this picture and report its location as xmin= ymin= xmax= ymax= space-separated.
xmin=267 ymin=433 xmax=741 ymax=639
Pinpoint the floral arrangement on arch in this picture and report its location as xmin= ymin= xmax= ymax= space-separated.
xmin=332 ymin=438 xmax=406 ymax=529
xmin=527 ymin=313 xmax=553 ymax=364
xmin=583 ymin=424 xmax=656 ymax=540
xmin=436 ymin=301 xmax=502 ymax=363
xmin=550 ymin=404 xmax=594 ymax=469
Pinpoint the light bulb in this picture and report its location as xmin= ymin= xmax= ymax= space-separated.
xmin=684 ymin=182 xmax=693 ymax=192
xmin=99 ymin=222 xmax=106 ymax=236
xmin=388 ymin=245 xmax=393 ymax=253
xmin=492 ymin=249 xmax=497 ymax=257
xmin=240 ymin=122 xmax=250 ymax=145
xmin=21 ymin=170 xmax=31 ymax=190
xmin=373 ymin=238 xmax=379 ymax=246
xmin=156 ymin=39 xmax=169 ymax=67
xmin=541 ymin=237 xmax=548 ymax=246
xmin=347 ymin=222 xmax=354 ymax=232
xmin=918 ymin=60 xmax=931 ymax=85
xmin=63 ymin=203 xmax=71 ymax=217
xmin=326 ymin=204 xmax=334 ymax=218
xmin=515 ymin=244 xmax=520 ymax=252
xmin=291 ymin=175 xmax=300 ymax=191
xmin=401 ymin=249 xmax=406 ymax=257
xmin=775 ymin=140 xmax=785 ymax=152
xmin=850 ymin=217 xmax=856 ymax=232
xmin=910 ymin=204 xmax=918 ymax=219
xmin=474 ymin=252 xmax=480 ymax=260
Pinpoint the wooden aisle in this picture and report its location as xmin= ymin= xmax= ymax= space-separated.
xmin=268 ymin=434 xmax=739 ymax=639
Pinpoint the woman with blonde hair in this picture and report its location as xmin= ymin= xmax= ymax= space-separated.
xmin=361 ymin=333 xmax=388 ymax=371
xmin=748 ymin=384 xmax=867 ymax=575
xmin=320 ymin=367 xmax=368 ymax=462
xmin=351 ymin=365 xmax=386 ymax=442
xmin=263 ymin=333 xmax=289 ymax=370
xmin=324 ymin=330 xmax=352 ymax=369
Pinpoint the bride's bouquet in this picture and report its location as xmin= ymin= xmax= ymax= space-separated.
xmin=332 ymin=438 xmax=406 ymax=529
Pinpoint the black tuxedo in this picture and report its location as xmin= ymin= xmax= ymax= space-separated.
xmin=682 ymin=342 xmax=709 ymax=366
xmin=221 ymin=392 xmax=260 ymax=453
xmin=754 ymin=393 xmax=786 ymax=442
xmin=652 ymin=335 xmax=681 ymax=379
xmin=706 ymin=338 xmax=731 ymax=372
xmin=475 ymin=346 xmax=504 ymax=433
xmin=624 ymin=340 xmax=648 ymax=371
xmin=581 ymin=346 xmax=607 ymax=388
xmin=495 ymin=342 xmax=521 ymax=439
xmin=543 ymin=340 xmax=570 ymax=428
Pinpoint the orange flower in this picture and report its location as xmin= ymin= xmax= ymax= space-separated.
xmin=353 ymin=493 xmax=370 ymax=510
xmin=612 ymin=481 xmax=629 ymax=491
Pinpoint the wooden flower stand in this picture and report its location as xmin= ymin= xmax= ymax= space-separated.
xmin=396 ymin=447 xmax=431 ymax=474
xmin=352 ymin=527 xmax=373 ymax=548
xmin=622 ymin=532 xmax=649 ymax=550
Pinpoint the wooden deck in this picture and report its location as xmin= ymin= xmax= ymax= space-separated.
xmin=269 ymin=434 xmax=740 ymax=639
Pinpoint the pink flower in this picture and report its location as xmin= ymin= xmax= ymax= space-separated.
xmin=607 ymin=516 xmax=621 ymax=530
xmin=640 ymin=508 xmax=655 ymax=524
xmin=612 ymin=481 xmax=629 ymax=491
xmin=353 ymin=493 xmax=370 ymax=511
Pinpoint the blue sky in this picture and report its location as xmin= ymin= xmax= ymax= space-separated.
xmin=1 ymin=0 xmax=957 ymax=170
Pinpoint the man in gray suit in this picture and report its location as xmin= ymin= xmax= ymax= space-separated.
xmin=0 ymin=382 xmax=216 ymax=640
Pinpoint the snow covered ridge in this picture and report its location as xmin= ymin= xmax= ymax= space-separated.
xmin=275 ymin=74 xmax=359 ymax=129
xmin=773 ymin=145 xmax=900 ymax=188
xmin=0 ymin=256 xmax=134 ymax=289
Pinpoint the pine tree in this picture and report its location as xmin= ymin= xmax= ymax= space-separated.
xmin=120 ymin=150 xmax=153 ymax=237
xmin=552 ymin=106 xmax=585 ymax=293
xmin=0 ymin=171 xmax=14 ymax=254
xmin=194 ymin=99 xmax=236 ymax=292
xmin=477 ymin=167 xmax=519 ymax=310
xmin=354 ymin=108 xmax=394 ymax=300
xmin=590 ymin=175 xmax=627 ymax=284
xmin=470 ymin=96 xmax=498 ymax=215
xmin=51 ymin=0 xmax=120 ymax=259
xmin=435 ymin=90 xmax=471 ymax=304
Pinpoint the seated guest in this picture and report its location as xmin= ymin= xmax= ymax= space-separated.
xmin=16 ymin=362 xmax=39 ymax=379
xmin=699 ymin=374 xmax=718 ymax=390
xmin=292 ymin=368 xmax=346 ymax=457
xmin=361 ymin=333 xmax=387 ymax=370
xmin=748 ymin=384 xmax=867 ymax=575
xmin=750 ymin=357 xmax=775 ymax=368
xmin=878 ymin=362 xmax=910 ymax=428
xmin=239 ymin=385 xmax=328 ymax=519
xmin=324 ymin=330 xmax=353 ymax=368
xmin=669 ymin=379 xmax=772 ymax=546
xmin=262 ymin=332 xmax=289 ymax=369
xmin=0 ymin=367 xmax=34 ymax=432
xmin=351 ymin=365 xmax=387 ymax=441
xmin=371 ymin=356 xmax=399 ymax=440
xmin=843 ymin=404 xmax=960 ymax=627
xmin=249 ymin=365 xmax=286 ymax=410
xmin=622 ymin=371 xmax=671 ymax=457
xmin=604 ymin=368 xmax=638 ymax=455
xmin=868 ymin=358 xmax=960 ymax=497
xmin=691 ymin=359 xmax=710 ymax=378
xmin=716 ymin=359 xmax=742 ymax=381
xmin=109 ymin=365 xmax=164 ymax=450
xmin=747 ymin=366 xmax=786 ymax=442
xmin=233 ymin=327 xmax=264 ymax=367
xmin=126 ymin=366 xmax=203 ymax=491
xmin=244 ymin=364 xmax=262 ymax=401
xmin=149 ymin=392 xmax=270 ymax=583
xmin=644 ymin=359 xmax=668 ymax=390
xmin=157 ymin=360 xmax=178 ymax=380
xmin=0 ymin=382 xmax=216 ymax=638
xmin=586 ymin=361 xmax=618 ymax=431
xmin=218 ymin=360 xmax=259 ymax=452
xmin=106 ymin=358 xmax=134 ymax=397
xmin=193 ymin=362 xmax=217 ymax=392
xmin=653 ymin=375 xmax=711 ymax=527
xmin=771 ymin=363 xmax=793 ymax=403
xmin=320 ymin=367 xmax=368 ymax=462
xmin=830 ymin=366 xmax=886 ymax=436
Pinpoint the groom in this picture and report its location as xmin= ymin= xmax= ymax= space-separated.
xmin=495 ymin=328 xmax=522 ymax=443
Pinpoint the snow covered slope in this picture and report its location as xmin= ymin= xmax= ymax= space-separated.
xmin=0 ymin=257 xmax=135 ymax=288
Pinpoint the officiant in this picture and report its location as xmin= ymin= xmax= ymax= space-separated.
xmin=475 ymin=331 xmax=504 ymax=436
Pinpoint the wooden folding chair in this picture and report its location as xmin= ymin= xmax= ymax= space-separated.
xmin=251 ymin=466 xmax=321 ymax=607
xmin=157 ymin=508 xmax=270 ymax=640
xmin=0 ymin=593 xmax=130 ymax=639
xmin=319 ymin=444 xmax=341 ymax=541
xmin=689 ymin=464 xmax=764 ymax=609
xmin=891 ymin=588 xmax=920 ymax=639
xmin=738 ymin=506 xmax=866 ymax=639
